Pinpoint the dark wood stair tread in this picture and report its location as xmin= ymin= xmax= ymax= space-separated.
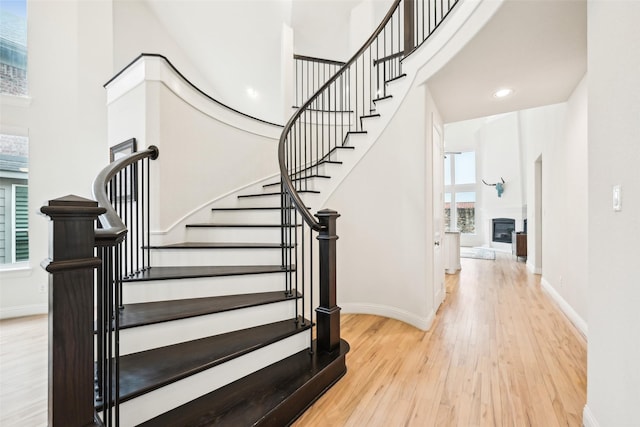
xmin=185 ymin=223 xmax=301 ymax=228
xmin=385 ymin=73 xmax=407 ymax=84
xmin=107 ymin=318 xmax=312 ymax=405
xmin=148 ymin=242 xmax=292 ymax=249
xmin=123 ymin=265 xmax=293 ymax=282
xmin=211 ymin=206 xmax=312 ymax=212
xmin=360 ymin=113 xmax=381 ymax=120
xmin=263 ymin=174 xmax=331 ymax=188
xmin=238 ymin=190 xmax=320 ymax=198
xmin=139 ymin=339 xmax=349 ymax=426
xmin=373 ymin=94 xmax=393 ymax=103
xmin=212 ymin=206 xmax=297 ymax=211
xmin=118 ymin=291 xmax=300 ymax=330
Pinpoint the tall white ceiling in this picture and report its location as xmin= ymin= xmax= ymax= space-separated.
xmin=428 ymin=0 xmax=587 ymax=124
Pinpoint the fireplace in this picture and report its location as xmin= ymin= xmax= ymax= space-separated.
xmin=492 ymin=218 xmax=515 ymax=243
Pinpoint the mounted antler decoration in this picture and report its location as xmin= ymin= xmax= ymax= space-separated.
xmin=483 ymin=177 xmax=505 ymax=197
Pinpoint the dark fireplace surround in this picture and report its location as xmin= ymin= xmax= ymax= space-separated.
xmin=492 ymin=218 xmax=515 ymax=243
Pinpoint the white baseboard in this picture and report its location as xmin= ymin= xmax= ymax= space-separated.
xmin=341 ymin=303 xmax=435 ymax=331
xmin=540 ymin=277 xmax=588 ymax=338
xmin=582 ymin=405 xmax=600 ymax=427
xmin=0 ymin=303 xmax=47 ymax=320
xmin=526 ymin=261 xmax=541 ymax=274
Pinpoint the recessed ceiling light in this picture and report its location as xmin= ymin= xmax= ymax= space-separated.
xmin=493 ymin=88 xmax=513 ymax=98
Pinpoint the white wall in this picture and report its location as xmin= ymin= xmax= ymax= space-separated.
xmin=292 ymin=0 xmax=356 ymax=61
xmin=585 ymin=1 xmax=640 ymax=425
xmin=0 ymin=0 xmax=113 ymax=318
xmin=477 ymin=113 xmax=524 ymax=249
xmin=324 ymin=82 xmax=440 ymax=330
xmin=114 ymin=0 xmax=293 ymax=125
xmin=519 ymin=76 xmax=588 ymax=335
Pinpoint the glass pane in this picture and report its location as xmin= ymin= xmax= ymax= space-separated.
xmin=15 ymin=230 xmax=27 ymax=261
xmin=456 ymin=191 xmax=475 ymax=234
xmin=443 ymin=155 xmax=451 ymax=186
xmin=0 ymin=0 xmax=28 ymax=96
xmin=454 ymin=152 xmax=475 ymax=185
xmin=444 ymin=192 xmax=451 ymax=232
xmin=0 ymin=134 xmax=29 ymax=264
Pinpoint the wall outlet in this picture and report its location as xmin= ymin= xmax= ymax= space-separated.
xmin=38 ymin=283 xmax=46 ymax=294
xmin=559 ymin=276 xmax=563 ymax=288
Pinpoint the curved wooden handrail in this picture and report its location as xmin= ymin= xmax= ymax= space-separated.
xmin=278 ymin=0 xmax=403 ymax=231
xmin=92 ymin=145 xmax=159 ymax=244
xmin=105 ymin=53 xmax=283 ymax=128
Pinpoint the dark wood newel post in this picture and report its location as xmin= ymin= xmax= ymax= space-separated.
xmin=404 ymin=0 xmax=415 ymax=55
xmin=40 ymin=195 xmax=106 ymax=427
xmin=315 ymin=209 xmax=341 ymax=353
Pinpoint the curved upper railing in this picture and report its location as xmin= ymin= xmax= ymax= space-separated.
xmin=278 ymin=0 xmax=458 ymax=231
xmin=105 ymin=53 xmax=283 ymax=128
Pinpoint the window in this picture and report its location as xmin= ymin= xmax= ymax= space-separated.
xmin=0 ymin=0 xmax=28 ymax=96
xmin=13 ymin=184 xmax=27 ymax=262
xmin=0 ymin=133 xmax=28 ymax=265
xmin=444 ymin=152 xmax=476 ymax=234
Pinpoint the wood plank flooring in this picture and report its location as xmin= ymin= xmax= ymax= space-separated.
xmin=293 ymin=254 xmax=587 ymax=427
xmin=0 ymin=314 xmax=47 ymax=426
xmin=0 ymin=253 xmax=586 ymax=426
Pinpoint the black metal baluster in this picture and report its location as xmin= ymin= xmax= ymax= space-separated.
xmin=114 ymin=245 xmax=121 ymax=427
xmin=355 ymin=60 xmax=358 ymax=131
xmin=146 ymin=155 xmax=150 ymax=272
xmin=309 ymin=225 xmax=314 ymax=353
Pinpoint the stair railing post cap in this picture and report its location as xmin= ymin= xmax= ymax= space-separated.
xmin=315 ymin=209 xmax=341 ymax=219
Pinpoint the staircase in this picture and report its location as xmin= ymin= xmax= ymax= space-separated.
xmin=41 ymin=0 xmax=459 ymax=425
xmin=122 ymin=198 xmax=347 ymax=426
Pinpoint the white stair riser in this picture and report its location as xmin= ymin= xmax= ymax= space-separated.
xmin=185 ymin=226 xmax=287 ymax=243
xmin=150 ymin=247 xmax=284 ymax=267
xmin=262 ymin=176 xmax=325 ymax=192
xmin=123 ymin=273 xmax=288 ymax=303
xmin=210 ymin=209 xmax=285 ymax=224
xmin=290 ymin=162 xmax=336 ymax=179
xmin=235 ymin=192 xmax=320 ymax=208
xmin=118 ymin=332 xmax=310 ymax=426
xmin=118 ymin=300 xmax=298 ymax=355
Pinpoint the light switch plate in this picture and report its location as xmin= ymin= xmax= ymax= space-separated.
xmin=613 ymin=185 xmax=622 ymax=211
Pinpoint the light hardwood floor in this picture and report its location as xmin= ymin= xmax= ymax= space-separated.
xmin=294 ymin=254 xmax=587 ymax=427
xmin=0 ymin=254 xmax=586 ymax=426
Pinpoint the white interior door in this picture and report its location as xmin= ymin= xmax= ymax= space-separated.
xmin=432 ymin=124 xmax=445 ymax=309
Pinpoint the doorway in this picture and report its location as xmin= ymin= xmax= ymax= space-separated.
xmin=534 ymin=155 xmax=543 ymax=273
xmin=432 ymin=121 xmax=445 ymax=309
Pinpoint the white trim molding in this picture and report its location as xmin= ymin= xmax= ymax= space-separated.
xmin=526 ymin=261 xmax=541 ymax=275
xmin=0 ymin=303 xmax=47 ymax=320
xmin=540 ymin=277 xmax=588 ymax=338
xmin=341 ymin=303 xmax=435 ymax=331
xmin=583 ymin=405 xmax=600 ymax=427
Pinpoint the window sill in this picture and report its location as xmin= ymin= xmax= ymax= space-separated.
xmin=0 ymin=262 xmax=33 ymax=278
xmin=0 ymin=93 xmax=32 ymax=108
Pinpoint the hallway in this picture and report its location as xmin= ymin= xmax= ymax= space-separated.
xmin=294 ymin=254 xmax=587 ymax=426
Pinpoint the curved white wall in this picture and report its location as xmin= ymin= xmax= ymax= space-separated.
xmin=106 ymin=55 xmax=282 ymax=239
xmin=114 ymin=0 xmax=293 ymax=124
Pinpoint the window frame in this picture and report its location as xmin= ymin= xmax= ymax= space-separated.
xmin=444 ymin=151 xmax=477 ymax=235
